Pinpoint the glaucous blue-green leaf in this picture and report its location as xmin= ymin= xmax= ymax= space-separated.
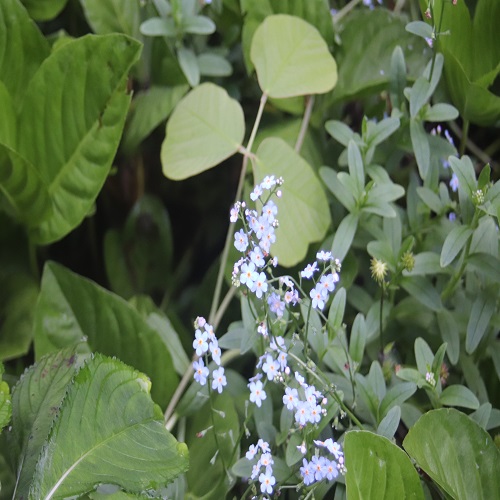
xmin=8 ymin=348 xmax=85 ymax=499
xmin=405 ymin=20 xmax=433 ymax=40
xmin=30 ymin=354 xmax=189 ymax=499
xmin=123 ymin=85 xmax=189 ymax=153
xmin=17 ymin=34 xmax=141 ymax=244
xmin=377 ymin=405 xmax=401 ymax=439
xmin=0 ymin=0 xmax=50 ymax=106
xmin=254 ymin=137 xmax=330 ymax=266
xmin=400 ymin=276 xmax=442 ymax=311
xmin=320 ymin=167 xmax=356 ymax=212
xmin=197 ymin=53 xmax=232 ymax=77
xmin=33 ymin=261 xmax=178 ymax=408
xmin=440 ymin=226 xmax=473 ymax=267
xmin=21 ymin=0 xmax=68 ymax=20
xmin=403 ymin=408 xmax=500 ymax=500
xmin=332 ymin=213 xmax=359 ymax=262
xmin=345 ymin=430 xmax=424 ymax=500
xmin=177 ymin=46 xmax=200 ymax=86
xmin=436 ymin=309 xmax=460 ymax=365
xmin=466 ymin=292 xmax=496 ymax=354
xmin=250 ymin=14 xmax=337 ymax=98
xmin=161 ymin=83 xmax=245 ymax=180
xmin=80 ymin=0 xmax=141 ymax=36
xmin=439 ymin=385 xmax=479 ymax=409
xmin=448 ymin=155 xmax=477 ymax=199
xmin=140 ymin=17 xmax=176 ymax=37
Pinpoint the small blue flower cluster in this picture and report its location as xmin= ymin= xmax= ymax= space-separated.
xmin=192 ymin=317 xmax=226 ymax=393
xmin=300 ymin=253 xmax=340 ymax=310
xmin=245 ymin=439 xmax=276 ymax=495
xmin=300 ymin=439 xmax=346 ymax=486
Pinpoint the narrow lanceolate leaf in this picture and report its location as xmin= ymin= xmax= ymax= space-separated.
xmin=403 ymin=408 xmax=500 ymax=500
xmin=254 ymin=138 xmax=330 ymax=266
xmin=440 ymin=226 xmax=473 ymax=267
xmin=9 ymin=348 xmax=85 ymax=500
xmin=466 ymin=293 xmax=496 ymax=354
xmin=30 ymin=354 xmax=189 ymax=499
xmin=410 ymin=119 xmax=430 ymax=180
xmin=161 ymin=83 xmax=245 ymax=180
xmin=250 ymin=14 xmax=337 ymax=98
xmin=17 ymin=34 xmax=141 ymax=244
xmin=345 ymin=431 xmax=424 ymax=500
xmin=0 ymin=0 xmax=50 ymax=106
xmin=331 ymin=213 xmax=359 ymax=262
xmin=33 ymin=262 xmax=178 ymax=408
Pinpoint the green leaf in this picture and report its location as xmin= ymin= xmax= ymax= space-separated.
xmin=123 ymin=85 xmax=188 ymax=153
xmin=367 ymin=117 xmax=400 ymax=147
xmin=254 ymin=137 xmax=330 ymax=266
xmin=161 ymin=83 xmax=245 ymax=180
xmin=390 ymin=45 xmax=407 ymax=109
xmin=347 ymin=140 xmax=364 ymax=198
xmin=436 ymin=309 xmax=460 ymax=365
xmin=8 ymin=348 xmax=85 ymax=499
xmin=332 ymin=213 xmax=358 ymax=262
xmin=410 ymin=119 xmax=430 ymax=180
xmin=80 ymin=0 xmax=141 ymax=36
xmin=197 ymin=53 xmax=232 ymax=77
xmin=349 ymin=313 xmax=366 ymax=364
xmin=17 ymin=34 xmax=141 ymax=244
xmin=325 ymin=120 xmax=354 ymax=146
xmin=424 ymin=103 xmax=459 ymax=122
xmin=377 ymin=405 xmax=401 ymax=439
xmin=409 ymin=77 xmax=431 ymax=118
xmin=33 ymin=262 xmax=178 ymax=408
xmin=379 ymin=382 xmax=417 ymax=421
xmin=0 ymin=81 xmax=16 ymax=147
xmin=177 ymin=46 xmax=200 ymax=86
xmin=403 ymin=408 xmax=500 ymax=499
xmin=405 ymin=20 xmax=433 ymax=40
xmin=320 ymin=167 xmax=356 ymax=212
xmin=0 ymin=0 xmax=50 ymax=106
xmin=440 ymin=225 xmax=473 ymax=267
xmin=466 ymin=292 xmax=496 ymax=354
xmin=182 ymin=15 xmax=216 ymax=35
xmin=416 ymin=186 xmax=443 ymax=214
xmin=21 ymin=0 xmax=68 ymax=20
xmin=140 ymin=17 xmax=176 ymax=37
xmin=345 ymin=431 xmax=424 ymax=500
xmin=401 ymin=276 xmax=442 ymax=312
xmin=439 ymin=385 xmax=479 ymax=410
xmin=250 ymin=14 xmax=337 ymax=98
xmin=328 ymin=287 xmax=346 ymax=332
xmin=448 ymin=155 xmax=477 ymax=199
xmin=30 ymin=354 xmax=189 ymax=499
xmin=0 ymin=363 xmax=11 ymax=432
xmin=467 ymin=253 xmax=500 ymax=282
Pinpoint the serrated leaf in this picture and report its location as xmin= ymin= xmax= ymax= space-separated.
xmin=439 ymin=385 xmax=479 ymax=410
xmin=161 ymin=83 xmax=245 ymax=180
xmin=345 ymin=431 xmax=424 ymax=500
xmin=17 ymin=34 xmax=141 ymax=244
xmin=254 ymin=137 xmax=330 ymax=266
xmin=0 ymin=0 xmax=51 ymax=106
xmin=466 ymin=292 xmax=496 ymax=354
xmin=30 ymin=354 xmax=189 ymax=499
xmin=440 ymin=225 xmax=473 ymax=267
xmin=403 ymin=408 xmax=500 ymax=499
xmin=33 ymin=262 xmax=178 ymax=408
xmin=250 ymin=14 xmax=337 ymax=98
xmin=8 ymin=348 xmax=85 ymax=499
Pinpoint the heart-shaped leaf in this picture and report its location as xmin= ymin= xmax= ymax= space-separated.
xmin=254 ymin=137 xmax=330 ymax=266
xmin=250 ymin=14 xmax=337 ymax=98
xmin=30 ymin=354 xmax=189 ymax=499
xmin=161 ymin=83 xmax=245 ymax=180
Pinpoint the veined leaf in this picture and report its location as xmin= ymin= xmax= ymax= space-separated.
xmin=33 ymin=262 xmax=178 ymax=408
xmin=161 ymin=83 xmax=245 ymax=180
xmin=254 ymin=137 xmax=330 ymax=266
xmin=251 ymin=14 xmax=337 ymax=98
xmin=9 ymin=348 xmax=85 ymax=499
xmin=30 ymin=354 xmax=189 ymax=499
xmin=345 ymin=431 xmax=424 ymax=500
xmin=17 ymin=34 xmax=141 ymax=244
xmin=0 ymin=0 xmax=50 ymax=106
xmin=404 ymin=408 xmax=500 ymax=500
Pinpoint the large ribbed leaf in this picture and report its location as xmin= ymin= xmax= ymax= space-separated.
xmin=17 ymin=34 xmax=141 ymax=244
xmin=254 ymin=137 xmax=330 ymax=266
xmin=33 ymin=262 xmax=178 ymax=408
xmin=30 ymin=354 xmax=189 ymax=499
xmin=251 ymin=14 xmax=337 ymax=98
xmin=161 ymin=83 xmax=245 ymax=180
xmin=8 ymin=348 xmax=85 ymax=499
xmin=0 ymin=0 xmax=50 ymax=106
xmin=404 ymin=408 xmax=500 ymax=499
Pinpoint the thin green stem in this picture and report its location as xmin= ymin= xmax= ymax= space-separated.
xmin=379 ymin=286 xmax=385 ymax=352
xmin=459 ymin=119 xmax=469 ymax=157
xmin=295 ymin=95 xmax=314 ymax=153
xmin=333 ymin=0 xmax=362 ymax=23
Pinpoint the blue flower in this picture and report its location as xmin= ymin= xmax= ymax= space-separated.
xmin=193 ymin=358 xmax=209 ymax=385
xmin=248 ymin=380 xmax=267 ymax=407
xmin=211 ymin=367 xmax=227 ymax=393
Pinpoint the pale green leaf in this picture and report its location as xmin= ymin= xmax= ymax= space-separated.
xmin=33 ymin=262 xmax=178 ymax=408
xmin=177 ymin=46 xmax=200 ymax=86
xmin=439 ymin=385 xmax=479 ymax=410
xmin=0 ymin=0 xmax=50 ymax=106
xmin=9 ymin=348 xmax=85 ymax=499
xmin=347 ymin=140 xmax=364 ymax=198
xmin=440 ymin=226 xmax=473 ymax=267
xmin=250 ymin=14 xmax=337 ymax=98
xmin=325 ymin=120 xmax=354 ymax=146
xmin=404 ymin=408 xmax=500 ymax=500
xmin=197 ymin=53 xmax=232 ymax=77
xmin=17 ymin=34 xmax=141 ymax=244
xmin=436 ymin=309 xmax=460 ymax=365
xmin=30 ymin=354 xmax=189 ymax=499
xmin=345 ymin=431 xmax=424 ymax=500
xmin=379 ymin=382 xmax=417 ymax=421
xmin=377 ymin=405 xmax=401 ymax=439
xmin=182 ymin=15 xmax=216 ymax=35
xmin=21 ymin=0 xmax=68 ymax=20
xmin=140 ymin=17 xmax=176 ymax=37
xmin=405 ymin=21 xmax=433 ymax=40
xmin=466 ymin=292 xmax=496 ymax=354
xmin=425 ymin=103 xmax=459 ymax=122
xmin=409 ymin=77 xmax=431 ymax=118
xmin=254 ymin=137 xmax=330 ymax=266
xmin=400 ymin=276 xmax=442 ymax=311
xmin=410 ymin=119 xmax=430 ymax=180
xmin=448 ymin=155 xmax=477 ymax=199
xmin=320 ymin=167 xmax=356 ymax=212
xmin=332 ymin=213 xmax=359 ymax=262
xmin=349 ymin=313 xmax=366 ymax=364
xmin=161 ymin=83 xmax=245 ymax=180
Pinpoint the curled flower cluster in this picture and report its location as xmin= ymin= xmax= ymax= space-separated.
xmin=192 ymin=317 xmax=226 ymax=394
xmin=300 ymin=439 xmax=346 ymax=486
xmin=246 ymin=440 xmax=276 ymax=495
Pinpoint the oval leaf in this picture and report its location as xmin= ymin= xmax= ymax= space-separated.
xmin=345 ymin=430 xmax=424 ymax=500
xmin=403 ymin=408 xmax=500 ymax=500
xmin=30 ymin=354 xmax=189 ymax=499
xmin=250 ymin=14 xmax=337 ymax=98
xmin=161 ymin=83 xmax=245 ymax=180
xmin=254 ymin=137 xmax=330 ymax=266
xmin=440 ymin=225 xmax=473 ymax=267
xmin=439 ymin=385 xmax=479 ymax=410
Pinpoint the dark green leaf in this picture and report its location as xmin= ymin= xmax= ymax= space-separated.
xmin=440 ymin=225 xmax=473 ymax=267
xmin=404 ymin=408 xmax=500 ymax=499
xmin=466 ymin=292 xmax=496 ymax=354
xmin=345 ymin=431 xmax=424 ymax=500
